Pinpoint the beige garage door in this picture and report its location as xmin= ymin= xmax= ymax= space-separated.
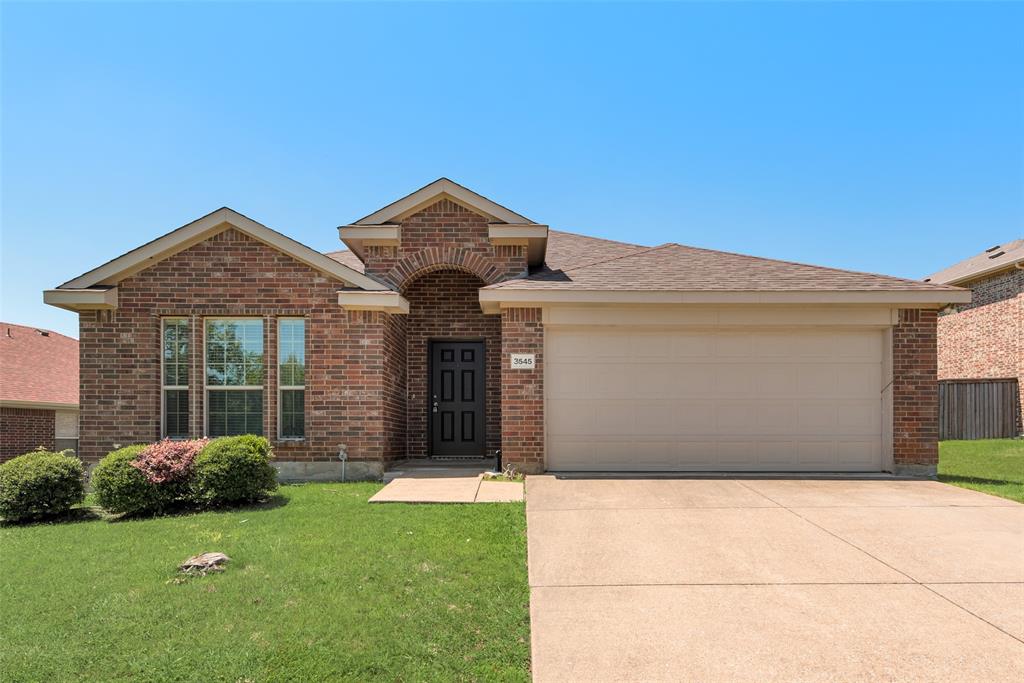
xmin=546 ymin=327 xmax=884 ymax=471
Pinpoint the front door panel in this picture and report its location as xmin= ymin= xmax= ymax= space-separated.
xmin=430 ymin=341 xmax=486 ymax=457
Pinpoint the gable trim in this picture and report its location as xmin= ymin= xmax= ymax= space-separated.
xmin=351 ymin=178 xmax=534 ymax=225
xmin=59 ymin=207 xmax=389 ymax=291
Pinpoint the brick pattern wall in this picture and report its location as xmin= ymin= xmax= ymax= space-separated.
xmin=381 ymin=313 xmax=408 ymax=461
xmin=402 ymin=271 xmax=501 ymax=459
xmin=501 ymin=308 xmax=544 ymax=473
xmin=937 ymin=268 xmax=1023 ymax=426
xmin=77 ymin=228 xmax=399 ymax=464
xmin=362 ymin=199 xmax=529 ymax=288
xmin=893 ymin=308 xmax=939 ymax=472
xmin=0 ymin=407 xmax=55 ymax=460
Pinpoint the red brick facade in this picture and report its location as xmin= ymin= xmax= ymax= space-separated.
xmin=77 ymin=228 xmax=399 ymax=465
xmin=500 ymin=308 xmax=545 ymax=473
xmin=65 ymin=196 xmax=951 ymax=477
xmin=402 ymin=270 xmax=502 ymax=459
xmin=361 ymin=199 xmax=529 ymax=288
xmin=0 ymin=407 xmax=55 ymax=460
xmin=893 ymin=308 xmax=939 ymax=472
xmin=936 ymin=268 xmax=1023 ymax=429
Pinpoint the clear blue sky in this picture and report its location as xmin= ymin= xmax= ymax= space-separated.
xmin=2 ymin=1 xmax=1022 ymax=338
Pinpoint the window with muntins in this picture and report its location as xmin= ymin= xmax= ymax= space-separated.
xmin=205 ymin=319 xmax=264 ymax=436
xmin=162 ymin=318 xmax=189 ymax=438
xmin=278 ymin=318 xmax=305 ymax=439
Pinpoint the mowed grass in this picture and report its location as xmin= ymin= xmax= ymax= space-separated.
xmin=939 ymin=438 xmax=1024 ymax=503
xmin=0 ymin=483 xmax=530 ymax=682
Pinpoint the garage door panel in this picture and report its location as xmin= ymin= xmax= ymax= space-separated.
xmin=546 ymin=326 xmax=885 ymax=472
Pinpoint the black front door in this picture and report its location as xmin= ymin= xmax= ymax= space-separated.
xmin=429 ymin=341 xmax=486 ymax=457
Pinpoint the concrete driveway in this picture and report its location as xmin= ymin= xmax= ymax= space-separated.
xmin=526 ymin=476 xmax=1024 ymax=682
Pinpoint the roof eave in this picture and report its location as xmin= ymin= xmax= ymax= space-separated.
xmin=478 ymin=288 xmax=972 ymax=313
xmin=933 ymin=258 xmax=1024 ymax=286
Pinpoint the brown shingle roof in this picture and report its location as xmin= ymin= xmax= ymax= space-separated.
xmin=0 ymin=323 xmax=79 ymax=406
xmin=324 ymin=249 xmax=366 ymax=273
xmin=542 ymin=230 xmax=647 ymax=271
xmin=486 ymin=242 xmax=965 ymax=292
xmin=924 ymin=239 xmax=1024 ymax=285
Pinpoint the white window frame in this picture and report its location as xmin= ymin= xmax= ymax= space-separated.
xmin=203 ymin=317 xmax=265 ymax=437
xmin=277 ymin=317 xmax=306 ymax=440
xmin=161 ymin=317 xmax=190 ymax=439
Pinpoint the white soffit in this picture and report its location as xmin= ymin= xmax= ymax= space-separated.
xmin=43 ymin=287 xmax=118 ymax=312
xmin=337 ymin=291 xmax=410 ymax=314
xmin=477 ymin=288 xmax=973 ymax=313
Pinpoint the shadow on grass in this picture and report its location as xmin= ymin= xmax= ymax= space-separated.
xmin=1 ymin=506 xmax=104 ymax=528
xmin=938 ymin=474 xmax=1023 ymax=487
xmin=105 ymin=493 xmax=290 ymax=523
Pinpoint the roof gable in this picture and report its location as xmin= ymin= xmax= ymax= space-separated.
xmin=350 ymin=178 xmax=535 ymax=225
xmin=58 ymin=207 xmax=387 ymax=291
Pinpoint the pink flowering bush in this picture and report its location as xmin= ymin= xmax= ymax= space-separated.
xmin=131 ymin=438 xmax=208 ymax=485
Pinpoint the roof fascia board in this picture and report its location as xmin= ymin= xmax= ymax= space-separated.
xmin=478 ymin=288 xmax=972 ymax=311
xmin=0 ymin=399 xmax=79 ymax=411
xmin=353 ymin=179 xmax=532 ymax=225
xmin=43 ymin=287 xmax=118 ymax=312
xmin=337 ymin=291 xmax=410 ymax=314
xmin=59 ymin=208 xmax=388 ymax=291
xmin=939 ymin=258 xmax=1024 ymax=286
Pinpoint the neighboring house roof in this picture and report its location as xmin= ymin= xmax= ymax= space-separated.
xmin=924 ymin=239 xmax=1024 ymax=285
xmin=0 ymin=323 xmax=79 ymax=409
xmin=485 ymin=242 xmax=966 ymax=292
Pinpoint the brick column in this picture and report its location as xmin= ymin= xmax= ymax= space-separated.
xmin=500 ymin=308 xmax=544 ymax=473
xmin=893 ymin=308 xmax=939 ymax=476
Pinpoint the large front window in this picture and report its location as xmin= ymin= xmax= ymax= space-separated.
xmin=205 ymin=319 xmax=264 ymax=436
xmin=278 ymin=318 xmax=306 ymax=439
xmin=162 ymin=318 xmax=189 ymax=438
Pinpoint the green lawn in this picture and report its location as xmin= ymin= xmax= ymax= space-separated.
xmin=0 ymin=483 xmax=530 ymax=682
xmin=938 ymin=438 xmax=1024 ymax=503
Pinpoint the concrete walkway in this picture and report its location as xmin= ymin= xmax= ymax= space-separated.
xmin=369 ymin=465 xmax=524 ymax=503
xmin=527 ymin=476 xmax=1024 ymax=682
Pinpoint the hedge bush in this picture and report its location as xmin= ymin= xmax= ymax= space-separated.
xmin=191 ymin=435 xmax=278 ymax=506
xmin=0 ymin=449 xmax=85 ymax=522
xmin=91 ymin=445 xmax=175 ymax=516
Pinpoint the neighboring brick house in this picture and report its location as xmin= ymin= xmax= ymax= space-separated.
xmin=45 ymin=178 xmax=968 ymax=477
xmin=926 ymin=240 xmax=1023 ymax=436
xmin=0 ymin=323 xmax=80 ymax=460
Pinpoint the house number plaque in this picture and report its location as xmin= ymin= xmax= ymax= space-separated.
xmin=510 ymin=353 xmax=536 ymax=369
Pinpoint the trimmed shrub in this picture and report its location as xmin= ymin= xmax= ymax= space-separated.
xmin=0 ymin=449 xmax=85 ymax=522
xmin=92 ymin=445 xmax=175 ymax=515
xmin=133 ymin=438 xmax=207 ymax=484
xmin=191 ymin=435 xmax=278 ymax=506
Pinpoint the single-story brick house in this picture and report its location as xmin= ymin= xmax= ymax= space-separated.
xmin=44 ymin=179 xmax=969 ymax=478
xmin=0 ymin=323 xmax=80 ymax=460
xmin=926 ymin=240 xmax=1023 ymax=437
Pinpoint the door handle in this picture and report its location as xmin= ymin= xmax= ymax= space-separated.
xmin=432 ymin=401 xmax=439 ymax=413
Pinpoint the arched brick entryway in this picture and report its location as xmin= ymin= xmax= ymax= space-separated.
xmin=401 ymin=268 xmax=501 ymax=460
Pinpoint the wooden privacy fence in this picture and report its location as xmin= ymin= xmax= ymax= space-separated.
xmin=939 ymin=379 xmax=1021 ymax=440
